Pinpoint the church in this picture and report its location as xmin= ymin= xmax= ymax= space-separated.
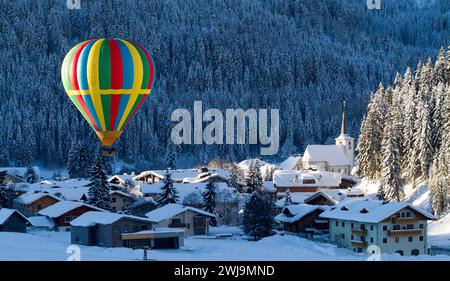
xmin=301 ymin=101 xmax=354 ymax=176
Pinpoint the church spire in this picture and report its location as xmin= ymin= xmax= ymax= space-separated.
xmin=340 ymin=100 xmax=347 ymax=135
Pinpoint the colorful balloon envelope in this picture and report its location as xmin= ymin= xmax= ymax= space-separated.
xmin=61 ymin=38 xmax=155 ymax=146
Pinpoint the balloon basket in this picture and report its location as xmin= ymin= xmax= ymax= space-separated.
xmin=100 ymin=146 xmax=116 ymax=157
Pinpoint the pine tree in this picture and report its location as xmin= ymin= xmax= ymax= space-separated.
xmin=429 ymin=151 xmax=449 ymax=218
xmin=228 ymin=162 xmax=244 ymax=192
xmin=165 ymin=143 xmax=177 ymax=170
xmin=88 ymin=154 xmax=112 ymax=211
xmin=202 ymin=181 xmax=217 ymax=226
xmin=379 ymin=109 xmax=404 ymax=202
xmin=243 ymin=192 xmax=275 ymax=241
xmin=155 ymin=168 xmax=179 ymax=207
xmin=67 ymin=141 xmax=91 ymax=179
xmin=24 ymin=166 xmax=38 ymax=184
xmin=415 ymin=99 xmax=433 ymax=179
xmin=246 ymin=161 xmax=264 ymax=193
xmin=283 ymin=188 xmax=293 ymax=206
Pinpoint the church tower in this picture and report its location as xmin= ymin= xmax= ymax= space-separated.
xmin=335 ymin=100 xmax=355 ymax=166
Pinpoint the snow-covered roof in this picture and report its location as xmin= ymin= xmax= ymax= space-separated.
xmin=110 ymin=190 xmax=133 ymax=198
xmin=122 ymin=227 xmax=185 ymax=236
xmin=277 ymin=155 xmax=302 ymax=170
xmin=304 ymin=189 xmax=365 ymax=205
xmin=107 ymin=174 xmax=135 ymax=184
xmin=134 ymin=169 xmax=201 ymax=181
xmin=275 ymin=192 xmax=315 ymax=208
xmin=319 ymin=198 xmax=436 ymax=223
xmin=140 ymin=182 xmax=229 ymax=201
xmin=70 ymin=211 xmax=154 ymax=227
xmin=38 ymin=201 xmax=104 ymax=218
xmin=303 ymin=145 xmax=351 ymax=166
xmin=238 ymin=158 xmax=270 ymax=170
xmin=145 ymin=204 xmax=215 ymax=222
xmin=0 ymin=166 xmax=40 ymax=179
xmin=31 ymin=178 xmax=91 ymax=189
xmin=275 ymin=204 xmax=326 ymax=223
xmin=273 ymin=170 xmax=342 ymax=188
xmin=28 ymin=216 xmax=55 ymax=228
xmin=0 ymin=208 xmax=28 ymax=224
xmin=263 ymin=181 xmax=276 ymax=193
xmin=16 ymin=192 xmax=61 ymax=205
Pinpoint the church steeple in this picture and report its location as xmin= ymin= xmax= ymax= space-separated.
xmin=340 ymin=100 xmax=347 ymax=135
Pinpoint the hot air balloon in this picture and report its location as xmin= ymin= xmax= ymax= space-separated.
xmin=61 ymin=38 xmax=155 ymax=155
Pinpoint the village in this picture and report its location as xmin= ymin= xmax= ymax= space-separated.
xmin=1 ymin=106 xmax=447 ymax=261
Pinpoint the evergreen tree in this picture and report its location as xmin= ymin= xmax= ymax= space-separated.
xmin=24 ymin=166 xmax=38 ymax=184
xmin=155 ymin=168 xmax=179 ymax=207
xmin=67 ymin=141 xmax=91 ymax=179
xmin=88 ymin=154 xmax=112 ymax=211
xmin=283 ymin=188 xmax=293 ymax=206
xmin=165 ymin=143 xmax=177 ymax=170
xmin=246 ymin=161 xmax=264 ymax=193
xmin=429 ymin=152 xmax=449 ymax=218
xmin=228 ymin=162 xmax=244 ymax=192
xmin=202 ymin=181 xmax=217 ymax=226
xmin=243 ymin=192 xmax=275 ymax=241
xmin=379 ymin=110 xmax=404 ymax=202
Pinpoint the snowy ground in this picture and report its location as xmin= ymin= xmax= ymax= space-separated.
xmin=1 ymin=228 xmax=450 ymax=261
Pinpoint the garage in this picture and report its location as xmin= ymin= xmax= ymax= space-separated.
xmin=154 ymin=237 xmax=179 ymax=249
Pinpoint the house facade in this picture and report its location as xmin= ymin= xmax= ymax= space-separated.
xmin=0 ymin=208 xmax=29 ymax=233
xmin=15 ymin=192 xmax=60 ymax=217
xmin=275 ymin=204 xmax=328 ymax=238
xmin=273 ymin=170 xmax=343 ymax=194
xmin=146 ymin=204 xmax=215 ymax=236
xmin=71 ymin=211 xmax=154 ymax=247
xmin=110 ymin=191 xmax=134 ymax=212
xmin=320 ymin=199 xmax=435 ymax=256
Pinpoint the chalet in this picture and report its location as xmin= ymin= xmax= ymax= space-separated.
xmin=133 ymin=169 xmax=200 ymax=184
xmin=107 ymin=174 xmax=135 ymax=186
xmin=0 ymin=208 xmax=29 ymax=233
xmin=275 ymin=204 xmax=328 ymax=238
xmin=145 ymin=204 xmax=215 ymax=236
xmin=70 ymin=211 xmax=158 ymax=248
xmin=0 ymin=167 xmax=40 ymax=183
xmin=273 ymin=169 xmax=343 ymax=194
xmin=27 ymin=216 xmax=55 ymax=231
xmin=300 ymin=102 xmax=354 ymax=176
xmin=0 ymin=170 xmax=25 ymax=185
xmin=303 ymin=189 xmax=365 ymax=206
xmin=14 ymin=192 xmax=60 ymax=216
xmin=110 ymin=190 xmax=135 ymax=212
xmin=319 ymin=198 xmax=436 ymax=256
xmin=277 ymin=155 xmax=302 ymax=170
xmin=38 ymin=201 xmax=104 ymax=231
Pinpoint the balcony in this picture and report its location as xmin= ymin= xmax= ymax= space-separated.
xmin=351 ymin=229 xmax=367 ymax=236
xmin=351 ymin=240 xmax=368 ymax=247
xmin=388 ymin=229 xmax=422 ymax=237
xmin=392 ymin=217 xmax=419 ymax=224
xmin=168 ymin=223 xmax=187 ymax=228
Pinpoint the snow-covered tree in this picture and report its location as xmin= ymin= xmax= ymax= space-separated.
xmin=246 ymin=161 xmax=264 ymax=193
xmin=283 ymin=188 xmax=293 ymax=206
xmin=88 ymin=154 xmax=112 ymax=211
xmin=155 ymin=168 xmax=179 ymax=207
xmin=202 ymin=181 xmax=217 ymax=226
xmin=243 ymin=192 xmax=275 ymax=241
xmin=228 ymin=162 xmax=244 ymax=192
xmin=24 ymin=166 xmax=38 ymax=184
xmin=67 ymin=141 xmax=91 ymax=179
xmin=165 ymin=143 xmax=177 ymax=170
xmin=182 ymin=190 xmax=203 ymax=207
xmin=429 ymin=152 xmax=449 ymax=218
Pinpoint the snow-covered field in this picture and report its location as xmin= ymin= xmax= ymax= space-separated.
xmin=1 ymin=228 xmax=449 ymax=261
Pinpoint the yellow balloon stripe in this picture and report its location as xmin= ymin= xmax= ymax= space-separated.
xmin=87 ymin=39 xmax=107 ymax=132
xmin=116 ymin=39 xmax=143 ymax=130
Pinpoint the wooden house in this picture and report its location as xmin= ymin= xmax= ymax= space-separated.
xmin=0 ymin=208 xmax=29 ymax=233
xmin=15 ymin=192 xmax=61 ymax=217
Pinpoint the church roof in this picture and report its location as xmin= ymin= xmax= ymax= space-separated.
xmin=303 ymin=145 xmax=351 ymax=166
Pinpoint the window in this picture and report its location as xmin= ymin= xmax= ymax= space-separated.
xmin=407 ymin=224 xmax=414 ymax=229
xmin=395 ymin=237 xmax=400 ymax=243
xmin=187 ymin=223 xmax=190 ymax=229
xmin=419 ymin=236 xmax=424 ymax=241
xmin=383 ymin=225 xmax=387 ymax=231
xmin=65 ymin=228 xmax=70 ymax=232
xmin=393 ymin=225 xmax=400 ymax=230
xmin=361 ymin=236 xmax=366 ymax=242
xmin=64 ymin=216 xmax=72 ymax=223
xmin=382 ymin=238 xmax=387 ymax=244
xmin=341 ymin=222 xmax=345 ymax=227
xmin=37 ymin=204 xmax=42 ymax=211
xmin=406 ymin=212 xmax=411 ymax=218
xmin=351 ymin=235 xmax=354 ymax=240
xmin=357 ymin=248 xmax=362 ymax=253
xmin=353 ymin=248 xmax=356 ymax=252
xmin=360 ymin=224 xmax=365 ymax=230
xmin=396 ymin=213 xmax=401 ymax=218
xmin=341 ymin=234 xmax=345 ymax=239
xmin=419 ymin=224 xmax=424 ymax=229
xmin=370 ymin=225 xmax=373 ymax=231
xmin=401 ymin=212 xmax=406 ymax=218
xmin=408 ymin=237 xmax=413 ymax=242
xmin=351 ymin=223 xmax=354 ymax=228
xmin=172 ymin=218 xmax=181 ymax=224
xmin=370 ymin=237 xmax=374 ymax=243
xmin=336 ymin=221 xmax=338 ymax=227
xmin=112 ymin=197 xmax=116 ymax=203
